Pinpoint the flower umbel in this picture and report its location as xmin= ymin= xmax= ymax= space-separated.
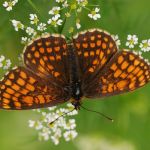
xmin=28 ymin=104 xmax=78 ymax=145
xmin=88 ymin=8 xmax=101 ymax=20
xmin=29 ymin=14 xmax=39 ymax=25
xmin=11 ymin=19 xmax=24 ymax=31
xmin=0 ymin=55 xmax=11 ymax=70
xmin=48 ymin=16 xmax=63 ymax=27
xmin=3 ymin=0 xmax=18 ymax=11
xmin=126 ymin=35 xmax=138 ymax=48
xmin=139 ymin=39 xmax=150 ymax=52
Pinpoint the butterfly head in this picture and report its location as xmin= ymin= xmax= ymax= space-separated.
xmin=72 ymin=100 xmax=81 ymax=110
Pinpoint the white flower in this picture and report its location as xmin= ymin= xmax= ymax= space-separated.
xmin=88 ymin=8 xmax=101 ymax=20
xmin=49 ymin=7 xmax=61 ymax=18
xmin=66 ymin=103 xmax=78 ymax=116
xmin=21 ymin=37 xmax=28 ymax=42
xmin=38 ymin=127 xmax=51 ymax=141
xmin=11 ymin=20 xmax=24 ymax=31
xmin=48 ymin=106 xmax=56 ymax=111
xmin=3 ymin=59 xmax=11 ymax=69
xmin=28 ymin=120 xmax=35 ymax=128
xmin=56 ymin=0 xmax=65 ymax=3
xmin=47 ymin=16 xmax=63 ymax=27
xmin=3 ymin=0 xmax=18 ymax=11
xmin=21 ymin=37 xmax=31 ymax=44
xmin=33 ymin=109 xmax=41 ymax=113
xmin=28 ymin=104 xmax=78 ymax=145
xmin=113 ymin=35 xmax=121 ymax=46
xmin=42 ymin=112 xmax=56 ymax=123
xmin=62 ymin=1 xmax=69 ymax=8
xmin=0 ymin=55 xmax=11 ymax=70
xmin=77 ymin=0 xmax=88 ymax=7
xmin=51 ymin=135 xmax=60 ymax=145
xmin=63 ymin=130 xmax=78 ymax=141
xmin=0 ymin=55 xmax=5 ymax=68
xmin=77 ymin=7 xmax=82 ymax=13
xmin=139 ymin=39 xmax=150 ymax=52
xmin=29 ymin=14 xmax=39 ymax=25
xmin=126 ymin=35 xmax=138 ymax=48
xmin=76 ymin=19 xmax=81 ymax=29
xmin=76 ymin=23 xmax=81 ymax=29
xmin=65 ymin=12 xmax=71 ymax=17
xmin=64 ymin=119 xmax=76 ymax=130
xmin=39 ymin=132 xmax=49 ymax=141
xmin=0 ymin=55 xmax=5 ymax=62
xmin=26 ymin=27 xmax=35 ymax=35
xmin=35 ymin=121 xmax=43 ymax=130
xmin=0 ymin=63 xmax=3 ymax=67
xmin=51 ymin=128 xmax=62 ymax=145
xmin=37 ymin=23 xmax=47 ymax=31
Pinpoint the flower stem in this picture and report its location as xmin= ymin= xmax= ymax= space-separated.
xmin=27 ymin=0 xmax=41 ymax=16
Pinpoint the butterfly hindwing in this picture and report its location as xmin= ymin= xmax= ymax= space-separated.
xmin=0 ymin=67 xmax=70 ymax=110
xmin=84 ymin=50 xmax=150 ymax=98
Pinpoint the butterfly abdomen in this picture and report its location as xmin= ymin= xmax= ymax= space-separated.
xmin=68 ymin=44 xmax=83 ymax=106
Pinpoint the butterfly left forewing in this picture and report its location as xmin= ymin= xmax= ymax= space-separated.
xmin=84 ymin=50 xmax=150 ymax=98
xmin=24 ymin=34 xmax=69 ymax=86
xmin=0 ymin=67 xmax=70 ymax=110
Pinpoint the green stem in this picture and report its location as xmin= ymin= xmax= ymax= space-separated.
xmin=27 ymin=0 xmax=41 ymax=16
xmin=88 ymin=4 xmax=100 ymax=7
xmin=83 ymin=6 xmax=91 ymax=11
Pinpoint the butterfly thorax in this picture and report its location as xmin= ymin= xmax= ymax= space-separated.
xmin=68 ymin=44 xmax=83 ymax=109
xmin=70 ymin=81 xmax=82 ymax=109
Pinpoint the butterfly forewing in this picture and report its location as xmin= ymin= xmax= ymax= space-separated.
xmin=73 ymin=29 xmax=118 ymax=84
xmin=0 ymin=67 xmax=70 ymax=110
xmin=84 ymin=50 xmax=150 ymax=98
xmin=24 ymin=34 xmax=69 ymax=86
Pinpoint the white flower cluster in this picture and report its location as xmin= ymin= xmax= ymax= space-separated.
xmin=47 ymin=0 xmax=100 ymax=30
xmin=8 ymin=0 xmax=101 ymax=41
xmin=11 ymin=19 xmax=24 ymax=31
xmin=28 ymin=103 xmax=78 ymax=145
xmin=140 ymin=39 xmax=150 ymax=52
xmin=48 ymin=7 xmax=63 ymax=27
xmin=29 ymin=14 xmax=39 ymax=25
xmin=126 ymin=35 xmax=138 ymax=48
xmin=77 ymin=0 xmax=88 ymax=7
xmin=11 ymin=14 xmax=48 ymax=45
xmin=3 ymin=0 xmax=18 ymax=11
xmin=112 ymin=34 xmax=121 ymax=47
xmin=0 ymin=55 xmax=11 ymax=70
xmin=88 ymin=8 xmax=101 ymax=20
xmin=125 ymin=35 xmax=150 ymax=52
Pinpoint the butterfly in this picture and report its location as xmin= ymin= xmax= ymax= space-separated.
xmin=0 ymin=29 xmax=150 ymax=110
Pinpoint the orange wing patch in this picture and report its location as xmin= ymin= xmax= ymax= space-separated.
xmin=84 ymin=50 xmax=150 ymax=98
xmin=0 ymin=67 xmax=69 ymax=110
xmin=24 ymin=35 xmax=69 ymax=86
xmin=73 ymin=29 xmax=118 ymax=84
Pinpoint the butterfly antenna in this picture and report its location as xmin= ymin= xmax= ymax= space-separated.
xmin=80 ymin=105 xmax=114 ymax=122
xmin=49 ymin=108 xmax=75 ymax=126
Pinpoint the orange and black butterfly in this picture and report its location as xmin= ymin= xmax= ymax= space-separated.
xmin=0 ymin=29 xmax=150 ymax=110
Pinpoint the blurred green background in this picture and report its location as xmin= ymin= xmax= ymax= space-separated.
xmin=0 ymin=0 xmax=150 ymax=150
